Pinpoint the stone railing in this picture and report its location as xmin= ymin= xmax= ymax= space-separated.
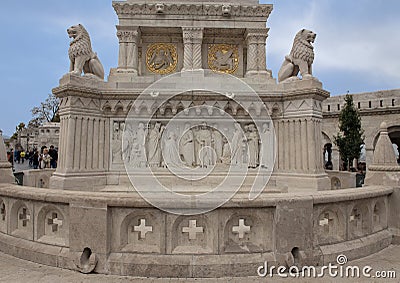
xmin=326 ymin=170 xmax=357 ymax=189
xmin=0 ymin=184 xmax=395 ymax=277
xmin=22 ymin=169 xmax=55 ymax=188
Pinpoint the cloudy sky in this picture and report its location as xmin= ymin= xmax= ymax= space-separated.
xmin=0 ymin=0 xmax=399 ymax=136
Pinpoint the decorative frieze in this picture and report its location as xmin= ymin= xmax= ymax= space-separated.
xmin=113 ymin=3 xmax=272 ymax=18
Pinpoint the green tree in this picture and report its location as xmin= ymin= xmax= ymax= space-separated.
xmin=29 ymin=93 xmax=60 ymax=128
xmin=334 ymin=94 xmax=364 ymax=171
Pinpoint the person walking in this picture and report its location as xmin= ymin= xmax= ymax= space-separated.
xmin=49 ymin=145 xmax=58 ymax=169
xmin=32 ymin=150 xmax=39 ymax=169
xmin=20 ymin=150 xmax=26 ymax=164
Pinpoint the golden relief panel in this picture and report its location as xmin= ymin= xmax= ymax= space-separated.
xmin=146 ymin=43 xmax=178 ymax=75
xmin=208 ymin=44 xmax=239 ymax=74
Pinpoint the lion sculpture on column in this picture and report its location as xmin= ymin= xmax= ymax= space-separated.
xmin=278 ymin=29 xmax=317 ymax=83
xmin=67 ymin=24 xmax=105 ymax=80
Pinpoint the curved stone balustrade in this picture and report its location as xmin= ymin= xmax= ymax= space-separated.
xmin=0 ymin=184 xmax=394 ymax=277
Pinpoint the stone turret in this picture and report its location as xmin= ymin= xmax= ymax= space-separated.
xmin=0 ymin=130 xmax=15 ymax=184
xmin=365 ymin=122 xmax=400 ymax=186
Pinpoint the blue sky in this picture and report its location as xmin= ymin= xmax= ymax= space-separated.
xmin=1 ymin=0 xmax=399 ymax=136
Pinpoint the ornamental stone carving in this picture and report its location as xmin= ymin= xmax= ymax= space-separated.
xmin=208 ymin=44 xmax=239 ymax=74
xmin=245 ymin=28 xmax=270 ymax=77
xmin=67 ymin=24 xmax=105 ymax=80
xmin=113 ymin=2 xmax=272 ymax=18
xmin=182 ymin=27 xmax=204 ymax=71
xmin=146 ymin=43 xmax=178 ymax=75
xmin=278 ymin=29 xmax=317 ymax=83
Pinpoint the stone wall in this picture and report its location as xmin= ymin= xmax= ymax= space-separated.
xmin=0 ymin=184 xmax=394 ymax=277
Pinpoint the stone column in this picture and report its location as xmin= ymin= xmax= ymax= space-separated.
xmin=182 ymin=27 xmax=204 ymax=71
xmin=116 ymin=26 xmax=139 ymax=74
xmin=245 ymin=28 xmax=271 ymax=78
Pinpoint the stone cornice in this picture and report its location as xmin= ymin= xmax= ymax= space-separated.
xmin=245 ymin=28 xmax=269 ymax=44
xmin=112 ymin=2 xmax=273 ymax=18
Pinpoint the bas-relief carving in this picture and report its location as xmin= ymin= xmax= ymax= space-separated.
xmin=120 ymin=121 xmax=274 ymax=170
xmin=146 ymin=43 xmax=178 ymax=75
xmin=179 ymin=124 xmax=195 ymax=167
xmin=67 ymin=24 xmax=105 ymax=80
xmin=278 ymin=29 xmax=317 ymax=83
xmin=208 ymin=44 xmax=239 ymax=74
xmin=260 ymin=122 xmax=274 ymax=169
xmin=147 ymin=122 xmax=165 ymax=167
xmin=112 ymin=121 xmax=125 ymax=163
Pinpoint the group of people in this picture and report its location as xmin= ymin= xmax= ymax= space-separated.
xmin=7 ymin=145 xmax=58 ymax=170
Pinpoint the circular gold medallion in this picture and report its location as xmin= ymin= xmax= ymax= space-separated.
xmin=146 ymin=43 xmax=178 ymax=75
xmin=208 ymin=44 xmax=239 ymax=74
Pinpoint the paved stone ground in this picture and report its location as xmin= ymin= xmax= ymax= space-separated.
xmin=0 ymin=246 xmax=399 ymax=283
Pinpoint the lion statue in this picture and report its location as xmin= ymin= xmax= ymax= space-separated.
xmin=67 ymin=24 xmax=105 ymax=80
xmin=278 ymin=29 xmax=317 ymax=83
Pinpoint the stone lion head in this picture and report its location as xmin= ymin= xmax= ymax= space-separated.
xmin=67 ymin=24 xmax=85 ymax=39
xmin=290 ymin=29 xmax=317 ymax=65
xmin=67 ymin=24 xmax=93 ymax=59
xmin=296 ymin=29 xmax=317 ymax=46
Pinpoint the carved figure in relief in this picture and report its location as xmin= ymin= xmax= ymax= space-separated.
xmin=212 ymin=124 xmax=223 ymax=164
xmin=215 ymin=49 xmax=234 ymax=70
xmin=247 ymin=124 xmax=260 ymax=168
xmin=278 ymin=29 xmax=317 ymax=83
xmin=221 ymin=138 xmax=231 ymax=165
xmin=112 ymin=122 xmax=123 ymax=163
xmin=208 ymin=44 xmax=239 ymax=74
xmin=128 ymin=123 xmax=147 ymax=168
xmin=149 ymin=49 xmax=172 ymax=71
xmin=196 ymin=123 xmax=214 ymax=168
xmin=231 ymin=123 xmax=244 ymax=166
xmin=179 ymin=123 xmax=195 ymax=167
xmin=260 ymin=123 xmax=273 ymax=169
xmin=147 ymin=122 xmax=165 ymax=167
xmin=67 ymin=24 xmax=105 ymax=80
xmin=163 ymin=131 xmax=182 ymax=168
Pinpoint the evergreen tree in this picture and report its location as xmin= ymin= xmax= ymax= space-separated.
xmin=334 ymin=94 xmax=364 ymax=171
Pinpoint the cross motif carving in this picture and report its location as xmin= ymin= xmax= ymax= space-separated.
xmin=47 ymin=212 xmax=63 ymax=233
xmin=232 ymin=219 xmax=251 ymax=239
xmin=182 ymin=220 xmax=204 ymax=240
xmin=319 ymin=212 xmax=334 ymax=233
xmin=373 ymin=206 xmax=380 ymax=224
xmin=133 ymin=219 xmax=153 ymax=239
xmin=0 ymin=203 xmax=5 ymax=221
xmin=18 ymin=208 xmax=30 ymax=227
xmin=350 ymin=209 xmax=362 ymax=228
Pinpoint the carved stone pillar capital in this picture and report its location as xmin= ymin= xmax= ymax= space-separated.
xmin=116 ymin=26 xmax=140 ymax=73
xmin=245 ymin=28 xmax=271 ymax=78
xmin=182 ymin=27 xmax=204 ymax=71
xmin=245 ymin=28 xmax=269 ymax=44
xmin=182 ymin=27 xmax=204 ymax=44
xmin=117 ymin=30 xmax=139 ymax=43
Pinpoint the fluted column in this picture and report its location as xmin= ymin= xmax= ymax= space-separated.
xmin=182 ymin=27 xmax=204 ymax=71
xmin=116 ymin=26 xmax=139 ymax=74
xmin=245 ymin=28 xmax=271 ymax=78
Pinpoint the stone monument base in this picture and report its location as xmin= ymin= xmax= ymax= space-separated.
xmin=49 ymin=172 xmax=107 ymax=191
